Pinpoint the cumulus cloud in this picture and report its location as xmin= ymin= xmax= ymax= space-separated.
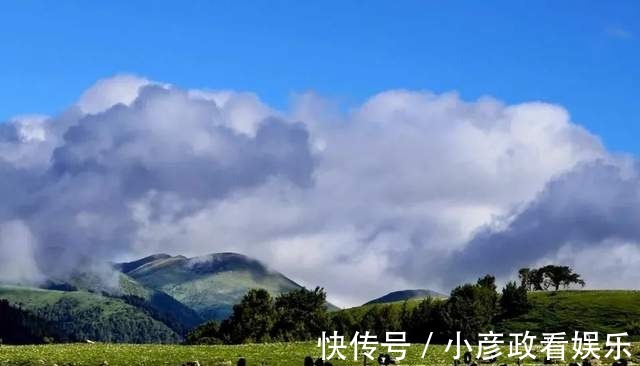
xmin=76 ymin=74 xmax=153 ymax=114
xmin=0 ymin=79 xmax=314 ymax=284
xmin=0 ymin=75 xmax=637 ymax=306
xmin=447 ymin=159 xmax=640 ymax=287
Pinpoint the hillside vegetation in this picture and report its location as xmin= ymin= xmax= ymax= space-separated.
xmin=498 ymin=290 xmax=640 ymax=336
xmin=0 ymin=286 xmax=181 ymax=343
xmin=120 ymin=253 xmax=303 ymax=320
xmin=2 ymin=342 xmax=640 ymax=366
xmin=338 ymin=290 xmax=640 ymax=339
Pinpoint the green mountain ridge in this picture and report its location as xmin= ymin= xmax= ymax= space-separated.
xmin=0 ymin=285 xmax=181 ymax=343
xmin=44 ymin=270 xmax=204 ymax=333
xmin=4 ymin=251 xmax=638 ymax=345
xmin=0 ymin=251 xmax=338 ymax=343
xmin=119 ymin=252 xmax=304 ymax=321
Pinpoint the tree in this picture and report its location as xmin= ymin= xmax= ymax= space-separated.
xmin=518 ymin=268 xmax=531 ymax=289
xmin=477 ymin=274 xmax=498 ymax=309
xmin=399 ymin=301 xmax=412 ymax=334
xmin=518 ymin=265 xmax=584 ymax=292
xmin=499 ymin=281 xmax=529 ymax=318
xmin=330 ymin=311 xmax=358 ymax=339
xmin=272 ymin=287 xmax=330 ymax=341
xmin=540 ymin=265 xmax=585 ymax=291
xmin=477 ymin=274 xmax=497 ymax=292
xmin=528 ymin=268 xmax=544 ymax=291
xmin=221 ymin=289 xmax=276 ymax=344
xmin=407 ymin=297 xmax=447 ymax=343
xmin=185 ymin=320 xmax=222 ymax=345
xmin=442 ymin=276 xmax=498 ymax=341
xmin=359 ymin=305 xmax=401 ymax=337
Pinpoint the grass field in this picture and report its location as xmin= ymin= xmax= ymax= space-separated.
xmin=3 ymin=290 xmax=640 ymax=365
xmin=1 ymin=342 xmax=640 ymax=366
xmin=499 ymin=291 xmax=640 ymax=336
xmin=339 ymin=290 xmax=640 ymax=339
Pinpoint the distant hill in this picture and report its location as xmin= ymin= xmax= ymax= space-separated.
xmin=365 ymin=289 xmax=447 ymax=305
xmin=118 ymin=252 xmax=305 ymax=320
xmin=0 ymin=286 xmax=181 ymax=343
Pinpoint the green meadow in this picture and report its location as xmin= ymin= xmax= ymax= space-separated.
xmin=1 ymin=342 xmax=639 ymax=366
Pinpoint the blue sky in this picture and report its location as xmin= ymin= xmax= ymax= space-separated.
xmin=1 ymin=1 xmax=638 ymax=153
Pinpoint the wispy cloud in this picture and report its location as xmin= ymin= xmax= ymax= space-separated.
xmin=605 ymin=26 xmax=633 ymax=39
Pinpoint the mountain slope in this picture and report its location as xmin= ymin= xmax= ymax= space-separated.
xmin=43 ymin=270 xmax=204 ymax=334
xmin=0 ymin=286 xmax=181 ymax=343
xmin=118 ymin=274 xmax=204 ymax=332
xmin=119 ymin=252 xmax=303 ymax=320
xmin=365 ymin=289 xmax=447 ymax=305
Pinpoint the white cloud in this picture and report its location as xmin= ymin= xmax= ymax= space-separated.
xmin=1 ymin=75 xmax=635 ymax=306
xmin=76 ymin=74 xmax=153 ymax=114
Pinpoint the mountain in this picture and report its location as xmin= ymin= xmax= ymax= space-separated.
xmin=43 ymin=270 xmax=204 ymax=334
xmin=118 ymin=252 xmax=304 ymax=320
xmin=0 ymin=285 xmax=181 ymax=343
xmin=117 ymin=274 xmax=204 ymax=332
xmin=364 ymin=289 xmax=447 ymax=305
xmin=0 ymin=269 xmax=203 ymax=343
xmin=0 ymin=251 xmax=336 ymax=343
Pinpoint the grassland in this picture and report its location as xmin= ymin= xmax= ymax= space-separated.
xmin=2 ymin=290 xmax=640 ymax=365
xmin=339 ymin=290 xmax=640 ymax=338
xmin=499 ymin=290 xmax=640 ymax=336
xmin=1 ymin=342 xmax=640 ymax=366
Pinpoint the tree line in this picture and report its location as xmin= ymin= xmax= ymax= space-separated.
xmin=0 ymin=296 xmax=182 ymax=345
xmin=188 ymin=265 xmax=584 ymax=345
xmin=0 ymin=264 xmax=584 ymax=345
xmin=0 ymin=299 xmax=57 ymax=345
xmin=187 ymin=287 xmax=332 ymax=344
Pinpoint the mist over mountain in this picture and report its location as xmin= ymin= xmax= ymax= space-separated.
xmin=1 ymin=75 xmax=640 ymax=307
xmin=0 ymin=251 xmax=332 ymax=342
xmin=118 ymin=252 xmax=304 ymax=320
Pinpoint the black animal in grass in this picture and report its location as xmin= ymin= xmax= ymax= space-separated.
xmin=377 ymin=353 xmax=396 ymax=365
xmin=308 ymin=357 xmax=332 ymax=366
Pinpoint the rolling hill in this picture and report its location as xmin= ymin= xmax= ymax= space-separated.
xmin=364 ymin=289 xmax=446 ymax=305
xmin=0 ymin=286 xmax=181 ymax=343
xmin=44 ymin=270 xmax=204 ymax=333
xmin=0 ymin=251 xmax=338 ymax=343
xmin=0 ymin=270 xmax=204 ymax=343
xmin=118 ymin=252 xmax=305 ymax=320
xmin=497 ymin=290 xmax=640 ymax=336
xmin=5 ymin=249 xmax=639 ymax=345
xmin=337 ymin=289 xmax=640 ymax=339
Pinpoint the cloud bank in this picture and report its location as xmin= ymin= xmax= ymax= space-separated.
xmin=0 ymin=74 xmax=637 ymax=306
